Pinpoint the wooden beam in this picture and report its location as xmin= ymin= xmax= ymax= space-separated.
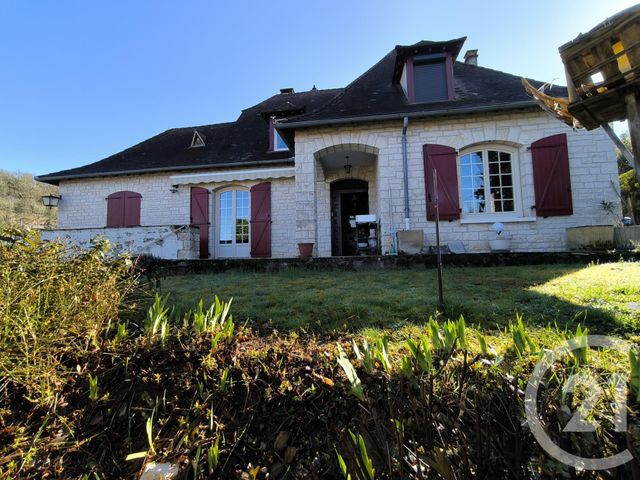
xmin=624 ymin=91 xmax=640 ymax=182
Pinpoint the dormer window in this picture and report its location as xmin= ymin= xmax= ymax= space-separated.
xmin=394 ymin=38 xmax=464 ymax=104
xmin=190 ymin=130 xmax=206 ymax=148
xmin=269 ymin=117 xmax=289 ymax=152
xmin=274 ymin=129 xmax=288 ymax=151
xmin=413 ymin=54 xmax=448 ymax=102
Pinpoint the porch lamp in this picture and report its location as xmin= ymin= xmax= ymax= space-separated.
xmin=343 ymin=155 xmax=352 ymax=174
xmin=41 ymin=194 xmax=61 ymax=208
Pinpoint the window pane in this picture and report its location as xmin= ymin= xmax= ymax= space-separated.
xmin=235 ymin=190 xmax=250 ymax=244
xmin=219 ymin=191 xmax=233 ymax=244
xmin=460 ymin=152 xmax=485 ymax=214
xmin=486 ymin=150 xmax=514 ymax=213
xmin=275 ymin=131 xmax=288 ymax=150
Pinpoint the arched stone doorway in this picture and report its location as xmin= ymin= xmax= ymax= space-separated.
xmin=330 ymin=179 xmax=369 ymax=256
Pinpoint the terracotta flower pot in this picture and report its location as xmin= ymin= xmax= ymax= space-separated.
xmin=298 ymin=242 xmax=314 ymax=258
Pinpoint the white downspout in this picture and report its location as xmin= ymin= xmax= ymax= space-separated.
xmin=402 ymin=116 xmax=410 ymax=230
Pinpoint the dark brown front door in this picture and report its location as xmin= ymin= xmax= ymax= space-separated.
xmin=190 ymin=187 xmax=210 ymax=259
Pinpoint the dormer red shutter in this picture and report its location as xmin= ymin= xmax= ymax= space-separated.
xmin=531 ymin=134 xmax=573 ymax=217
xmin=423 ymin=144 xmax=460 ymax=220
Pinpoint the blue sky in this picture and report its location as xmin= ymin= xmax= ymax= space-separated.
xmin=0 ymin=0 xmax=636 ymax=175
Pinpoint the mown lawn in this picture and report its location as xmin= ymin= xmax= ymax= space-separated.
xmin=159 ymin=261 xmax=640 ymax=334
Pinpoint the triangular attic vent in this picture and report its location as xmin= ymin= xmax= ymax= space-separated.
xmin=190 ymin=130 xmax=206 ymax=148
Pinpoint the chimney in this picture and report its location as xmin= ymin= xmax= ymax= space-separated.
xmin=280 ymin=87 xmax=295 ymax=94
xmin=464 ymin=49 xmax=478 ymax=66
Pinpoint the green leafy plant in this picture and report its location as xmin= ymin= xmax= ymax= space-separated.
xmin=353 ymin=338 xmax=375 ymax=374
xmin=207 ymin=437 xmax=220 ymax=475
xmin=145 ymin=293 xmax=170 ymax=341
xmin=568 ymin=324 xmax=589 ymax=367
xmin=192 ymin=297 xmax=236 ymax=344
xmin=191 ymin=445 xmax=202 ymax=478
xmin=456 ymin=315 xmax=467 ymax=350
xmin=510 ymin=313 xmax=537 ymax=358
xmin=114 ymin=322 xmax=128 ymax=344
xmin=428 ymin=317 xmax=444 ymax=350
xmin=337 ymin=345 xmax=364 ymax=401
xmin=476 ymin=331 xmax=489 ymax=356
xmin=374 ymin=336 xmax=392 ymax=373
xmin=218 ymin=367 xmax=231 ymax=393
xmin=336 ymin=450 xmax=352 ymax=480
xmin=348 ymin=430 xmax=375 ymax=480
xmin=442 ymin=319 xmax=458 ymax=351
xmin=406 ymin=337 xmax=433 ymax=374
xmin=146 ymin=409 xmax=156 ymax=455
xmin=88 ymin=373 xmax=98 ymax=402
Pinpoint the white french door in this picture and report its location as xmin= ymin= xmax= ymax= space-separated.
xmin=216 ymin=188 xmax=251 ymax=258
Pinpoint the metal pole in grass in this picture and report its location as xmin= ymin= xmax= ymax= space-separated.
xmin=433 ymin=169 xmax=445 ymax=310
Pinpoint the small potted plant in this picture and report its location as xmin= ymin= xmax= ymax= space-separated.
xmin=489 ymin=222 xmax=511 ymax=252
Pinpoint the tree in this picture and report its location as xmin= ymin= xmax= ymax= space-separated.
xmin=616 ymin=132 xmax=633 ymax=174
xmin=620 ymin=168 xmax=639 ymax=224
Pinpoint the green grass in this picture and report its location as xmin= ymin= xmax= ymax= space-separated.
xmin=159 ymin=262 xmax=640 ymax=334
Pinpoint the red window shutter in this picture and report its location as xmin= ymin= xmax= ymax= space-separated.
xmin=531 ymin=133 xmax=573 ymax=217
xmin=190 ymin=187 xmax=210 ymax=259
xmin=423 ymin=144 xmax=460 ymax=220
xmin=106 ymin=192 xmax=125 ymax=227
xmin=123 ymin=192 xmax=142 ymax=227
xmin=250 ymin=182 xmax=271 ymax=258
xmin=107 ymin=191 xmax=141 ymax=227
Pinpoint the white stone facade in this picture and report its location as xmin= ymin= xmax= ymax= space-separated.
xmin=53 ymin=110 xmax=620 ymax=258
xmin=56 ymin=174 xmax=297 ymax=258
xmin=294 ymin=110 xmax=620 ymax=255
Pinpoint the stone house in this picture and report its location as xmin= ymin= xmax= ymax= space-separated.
xmin=37 ymin=38 xmax=621 ymax=259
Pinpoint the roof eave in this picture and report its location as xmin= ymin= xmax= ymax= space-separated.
xmin=276 ymin=101 xmax=540 ymax=130
xmin=35 ymin=158 xmax=295 ymax=185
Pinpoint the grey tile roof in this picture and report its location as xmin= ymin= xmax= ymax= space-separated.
xmin=37 ymin=88 xmax=342 ymax=184
xmin=37 ymin=38 xmax=565 ymax=184
xmin=279 ymin=42 xmax=566 ymax=127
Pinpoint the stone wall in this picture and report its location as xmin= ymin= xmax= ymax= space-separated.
xmin=41 ymin=225 xmax=200 ymax=259
xmin=294 ymin=110 xmax=621 ymax=254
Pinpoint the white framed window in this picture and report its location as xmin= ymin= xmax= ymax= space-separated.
xmin=459 ymin=145 xmax=521 ymax=219
xmin=274 ymin=128 xmax=288 ymax=151
xmin=217 ymin=188 xmax=250 ymax=258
